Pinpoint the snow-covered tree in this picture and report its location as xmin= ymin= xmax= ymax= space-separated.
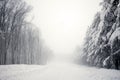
xmin=80 ymin=0 xmax=120 ymax=69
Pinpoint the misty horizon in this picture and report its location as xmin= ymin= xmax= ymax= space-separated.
xmin=26 ymin=0 xmax=102 ymax=54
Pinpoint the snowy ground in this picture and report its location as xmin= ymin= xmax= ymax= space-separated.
xmin=0 ymin=54 xmax=120 ymax=80
xmin=0 ymin=61 xmax=120 ymax=80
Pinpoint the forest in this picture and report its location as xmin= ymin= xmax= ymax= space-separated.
xmin=79 ymin=0 xmax=120 ymax=70
xmin=0 ymin=0 xmax=52 ymax=65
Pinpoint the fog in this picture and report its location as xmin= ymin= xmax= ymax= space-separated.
xmin=26 ymin=0 xmax=102 ymax=54
xmin=1 ymin=1 xmax=120 ymax=80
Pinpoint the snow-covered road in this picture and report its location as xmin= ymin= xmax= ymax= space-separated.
xmin=0 ymin=62 xmax=120 ymax=80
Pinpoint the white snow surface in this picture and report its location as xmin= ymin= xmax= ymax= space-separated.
xmin=0 ymin=61 xmax=120 ymax=80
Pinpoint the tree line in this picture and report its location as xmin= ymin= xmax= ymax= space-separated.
xmin=76 ymin=0 xmax=120 ymax=69
xmin=0 ymin=0 xmax=52 ymax=65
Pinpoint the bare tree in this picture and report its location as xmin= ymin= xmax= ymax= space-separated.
xmin=0 ymin=0 xmax=53 ymax=65
xmin=0 ymin=0 xmax=31 ymax=64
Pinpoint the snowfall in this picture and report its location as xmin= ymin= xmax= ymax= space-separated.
xmin=0 ymin=54 xmax=120 ymax=80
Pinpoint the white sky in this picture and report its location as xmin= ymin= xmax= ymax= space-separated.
xmin=26 ymin=0 xmax=102 ymax=54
